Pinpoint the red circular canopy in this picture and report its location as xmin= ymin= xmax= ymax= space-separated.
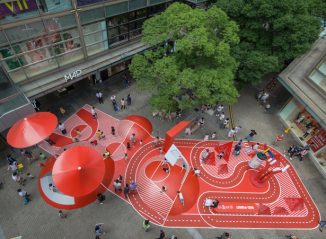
xmin=52 ymin=146 xmax=105 ymax=197
xmin=7 ymin=112 xmax=57 ymax=148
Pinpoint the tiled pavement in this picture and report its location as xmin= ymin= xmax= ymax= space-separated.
xmin=0 ymin=74 xmax=325 ymax=239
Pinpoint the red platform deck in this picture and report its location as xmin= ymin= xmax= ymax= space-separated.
xmin=38 ymin=105 xmax=320 ymax=229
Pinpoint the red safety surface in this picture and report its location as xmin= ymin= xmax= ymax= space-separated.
xmin=38 ymin=106 xmax=320 ymax=229
xmin=7 ymin=112 xmax=57 ymax=148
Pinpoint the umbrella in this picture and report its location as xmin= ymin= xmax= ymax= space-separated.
xmin=52 ymin=146 xmax=105 ymax=197
xmin=7 ymin=112 xmax=57 ymax=148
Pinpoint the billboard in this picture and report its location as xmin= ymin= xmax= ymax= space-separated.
xmin=0 ymin=0 xmax=38 ymax=18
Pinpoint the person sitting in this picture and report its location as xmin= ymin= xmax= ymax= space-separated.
xmin=162 ymin=167 xmax=169 ymax=173
xmin=130 ymin=181 xmax=137 ymax=192
xmin=201 ymin=149 xmax=210 ymax=163
xmin=142 ymin=219 xmax=151 ymax=232
xmin=90 ymin=139 xmax=98 ymax=146
xmin=193 ymin=168 xmax=201 ymax=176
xmin=205 ymin=198 xmax=219 ymax=208
xmin=103 ymin=151 xmax=110 ymax=158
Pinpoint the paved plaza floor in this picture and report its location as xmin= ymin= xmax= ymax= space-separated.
xmin=0 ymin=75 xmax=325 ymax=239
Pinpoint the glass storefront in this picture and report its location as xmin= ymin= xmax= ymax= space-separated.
xmin=0 ymin=1 xmax=169 ymax=83
xmin=107 ymin=4 xmax=167 ymax=47
xmin=0 ymin=14 xmax=83 ymax=82
xmin=279 ymin=98 xmax=326 ymax=170
xmin=308 ymin=58 xmax=326 ymax=93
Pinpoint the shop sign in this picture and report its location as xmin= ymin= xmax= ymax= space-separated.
xmin=64 ymin=69 xmax=82 ymax=82
xmin=307 ymin=129 xmax=326 ymax=152
xmin=0 ymin=0 xmax=38 ymax=17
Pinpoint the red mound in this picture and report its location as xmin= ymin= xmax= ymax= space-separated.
xmin=218 ymin=164 xmax=228 ymax=174
xmin=258 ymin=204 xmax=271 ymax=215
xmin=284 ymin=198 xmax=305 ymax=212
xmin=273 ymin=207 xmax=289 ymax=215
xmin=124 ymin=115 xmax=153 ymax=134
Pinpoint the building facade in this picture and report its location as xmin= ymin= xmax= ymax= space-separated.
xmin=278 ymin=38 xmax=326 ymax=177
xmin=0 ymin=0 xmax=175 ymax=132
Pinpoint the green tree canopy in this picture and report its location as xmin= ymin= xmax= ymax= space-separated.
xmin=216 ymin=0 xmax=321 ymax=85
xmin=129 ymin=3 xmax=240 ymax=112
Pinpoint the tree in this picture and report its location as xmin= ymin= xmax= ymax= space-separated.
xmin=215 ymin=0 xmax=321 ymax=85
xmin=129 ymin=3 xmax=240 ymax=112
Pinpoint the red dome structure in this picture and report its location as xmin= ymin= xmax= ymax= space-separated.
xmin=124 ymin=115 xmax=153 ymax=134
xmin=7 ymin=112 xmax=57 ymax=148
xmin=52 ymin=146 xmax=105 ymax=197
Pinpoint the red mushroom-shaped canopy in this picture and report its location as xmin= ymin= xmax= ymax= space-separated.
xmin=7 ymin=112 xmax=57 ymax=148
xmin=52 ymin=146 xmax=105 ymax=197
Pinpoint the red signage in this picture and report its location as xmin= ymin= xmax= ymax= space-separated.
xmin=307 ymin=129 xmax=326 ymax=152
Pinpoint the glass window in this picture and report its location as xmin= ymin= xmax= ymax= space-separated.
xmin=7 ymin=68 xmax=27 ymax=83
xmin=0 ymin=65 xmax=17 ymax=98
xmin=56 ymin=49 xmax=83 ymax=66
xmin=106 ymin=1 xmax=128 ymax=17
xmin=0 ymin=0 xmax=40 ymax=25
xmin=80 ymin=8 xmax=105 ymax=25
xmin=0 ymin=31 xmax=7 ymax=46
xmin=129 ymin=0 xmax=147 ymax=11
xmin=5 ymin=21 xmax=45 ymax=44
xmin=83 ymin=21 xmax=106 ymax=36
xmin=0 ymin=47 xmax=23 ymax=71
xmin=77 ymin=0 xmax=103 ymax=7
xmin=23 ymin=57 xmax=58 ymax=78
xmin=309 ymin=60 xmax=326 ymax=93
xmin=0 ymin=93 xmax=29 ymax=116
xmin=38 ymin=0 xmax=72 ymax=14
xmin=86 ymin=41 xmax=108 ymax=56
xmin=149 ymin=0 xmax=166 ymax=5
xmin=19 ymin=46 xmax=55 ymax=65
xmin=44 ymin=15 xmax=76 ymax=32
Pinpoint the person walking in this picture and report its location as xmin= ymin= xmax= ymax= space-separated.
xmin=142 ymin=219 xmax=151 ymax=232
xmin=8 ymin=161 xmax=18 ymax=173
xmin=95 ymin=224 xmax=105 ymax=239
xmin=228 ymin=128 xmax=236 ymax=138
xmin=216 ymin=104 xmax=224 ymax=116
xmin=12 ymin=172 xmax=24 ymax=186
xmin=156 ymin=229 xmax=166 ymax=239
xmin=221 ymin=118 xmax=230 ymax=129
xmin=273 ymin=134 xmax=284 ymax=145
xmin=121 ymin=98 xmax=126 ymax=110
xmin=127 ymin=94 xmax=132 ymax=105
xmin=234 ymin=125 xmax=242 ymax=135
xmin=260 ymin=92 xmax=269 ymax=104
xmin=177 ymin=191 xmax=185 ymax=206
xmin=211 ymin=132 xmax=217 ymax=139
xmin=91 ymin=106 xmax=97 ymax=119
xmin=111 ymin=126 xmax=116 ymax=136
xmin=319 ymin=220 xmax=326 ymax=232
xmin=58 ymin=122 xmax=67 ymax=135
xmin=130 ymin=133 xmax=136 ymax=145
xmin=97 ymin=193 xmax=106 ymax=204
xmin=58 ymin=210 xmax=67 ymax=218
xmin=233 ymin=140 xmax=242 ymax=156
xmin=99 ymin=91 xmax=104 ymax=104
xmin=113 ymin=179 xmax=122 ymax=193
xmin=218 ymin=112 xmax=225 ymax=122
xmin=124 ymin=184 xmax=130 ymax=199
xmin=6 ymin=154 xmax=16 ymax=164
xmin=244 ymin=130 xmax=257 ymax=142
xmin=96 ymin=91 xmax=104 ymax=104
